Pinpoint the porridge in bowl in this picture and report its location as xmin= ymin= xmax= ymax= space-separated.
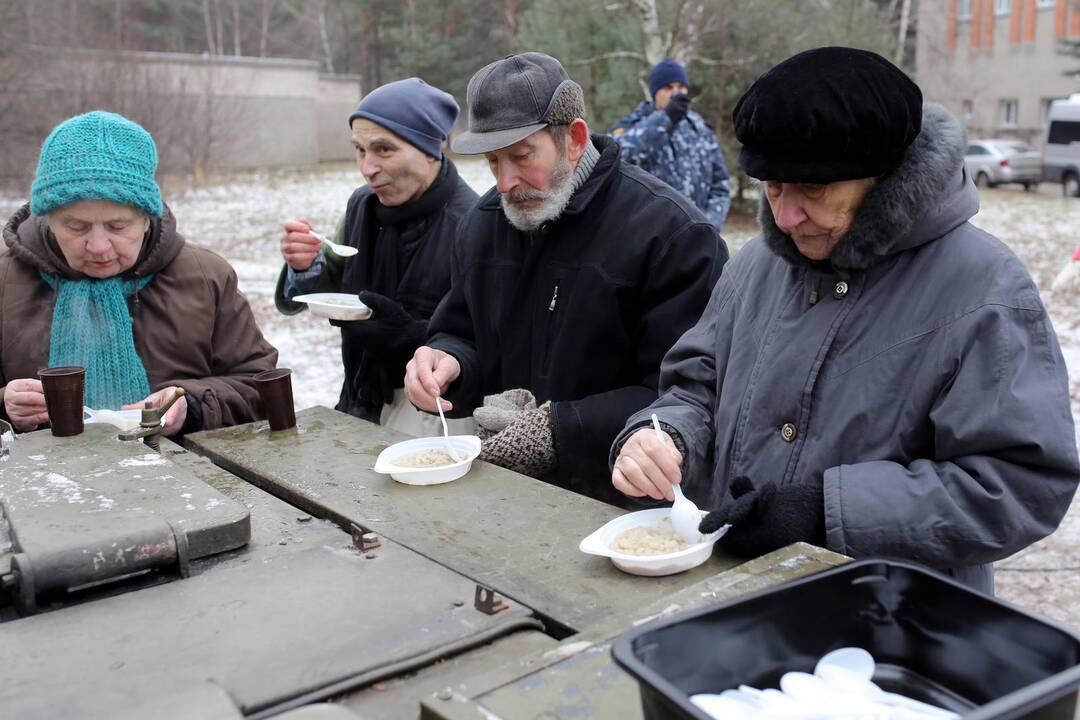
xmin=610 ymin=522 xmax=690 ymax=556
xmin=393 ymin=449 xmax=458 ymax=468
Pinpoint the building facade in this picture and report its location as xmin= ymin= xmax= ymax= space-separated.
xmin=1 ymin=48 xmax=363 ymax=181
xmin=916 ymin=0 xmax=1080 ymax=145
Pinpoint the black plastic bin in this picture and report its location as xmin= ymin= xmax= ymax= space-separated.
xmin=612 ymin=559 xmax=1080 ymax=720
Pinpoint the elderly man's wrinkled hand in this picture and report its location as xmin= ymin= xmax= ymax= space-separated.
xmin=4 ymin=378 xmax=49 ymax=432
xmin=123 ymin=387 xmax=187 ymax=437
xmin=612 ymin=427 xmax=683 ymax=501
xmin=280 ymin=218 xmax=322 ymax=271
xmin=404 ymin=346 xmax=461 ymax=413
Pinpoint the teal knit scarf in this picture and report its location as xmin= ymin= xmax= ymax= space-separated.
xmin=42 ymin=273 xmax=155 ymax=409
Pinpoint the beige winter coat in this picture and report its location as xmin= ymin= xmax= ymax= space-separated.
xmin=0 ymin=204 xmax=278 ymax=430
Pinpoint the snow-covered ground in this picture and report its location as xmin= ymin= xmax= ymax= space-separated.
xmin=164 ymin=160 xmax=498 ymax=411
xmin=1 ymin=166 xmax=1077 ymax=624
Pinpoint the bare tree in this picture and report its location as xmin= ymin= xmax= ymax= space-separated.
xmin=259 ymin=0 xmax=274 ymax=57
xmin=202 ymin=0 xmax=217 ymax=54
xmin=232 ymin=0 xmax=241 ymax=55
xmin=318 ymin=0 xmax=334 ymax=72
xmin=279 ymin=0 xmax=335 ymax=72
xmin=895 ymin=0 xmax=913 ymax=65
xmin=214 ymin=0 xmax=225 ymax=57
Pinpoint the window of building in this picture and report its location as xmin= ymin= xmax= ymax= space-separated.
xmin=1000 ymin=99 xmax=1019 ymax=127
xmin=1036 ymin=0 xmax=1056 ymax=7
xmin=958 ymin=0 xmax=973 ymax=19
xmin=995 ymin=0 xmax=1012 ymax=14
xmin=1042 ymin=98 xmax=1060 ymax=126
xmin=962 ymin=99 xmax=974 ymax=123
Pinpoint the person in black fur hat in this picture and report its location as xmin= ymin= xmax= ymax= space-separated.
xmin=610 ymin=46 xmax=1079 ymax=594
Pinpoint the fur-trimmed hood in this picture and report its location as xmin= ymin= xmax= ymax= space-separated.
xmin=758 ymin=103 xmax=978 ymax=271
xmin=3 ymin=203 xmax=185 ymax=280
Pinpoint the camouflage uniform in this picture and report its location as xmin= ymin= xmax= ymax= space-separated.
xmin=610 ymin=101 xmax=732 ymax=231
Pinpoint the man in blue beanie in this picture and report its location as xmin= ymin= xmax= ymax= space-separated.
xmin=274 ymin=78 xmax=478 ymax=434
xmin=610 ymin=58 xmax=732 ymax=231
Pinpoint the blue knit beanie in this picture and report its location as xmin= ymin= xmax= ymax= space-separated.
xmin=30 ymin=111 xmax=163 ymax=218
xmin=649 ymin=58 xmax=690 ymax=99
xmin=348 ymin=78 xmax=459 ymax=159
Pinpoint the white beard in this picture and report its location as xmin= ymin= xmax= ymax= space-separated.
xmin=499 ymin=156 xmax=575 ymax=232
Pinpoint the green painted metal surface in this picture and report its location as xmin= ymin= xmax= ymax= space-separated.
xmin=421 ymin=546 xmax=850 ymax=720
xmin=187 ymin=407 xmax=745 ymax=631
xmin=0 ymin=425 xmax=250 ymax=613
xmin=0 ymin=527 xmax=536 ymax=718
xmin=0 ymin=425 xmax=249 ymax=562
xmin=340 ymin=631 xmax=557 ymax=720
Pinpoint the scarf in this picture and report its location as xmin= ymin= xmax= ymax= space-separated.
xmin=344 ymin=158 xmax=460 ymax=419
xmin=366 ymin=158 xmax=459 ymax=296
xmin=42 ymin=273 xmax=155 ymax=409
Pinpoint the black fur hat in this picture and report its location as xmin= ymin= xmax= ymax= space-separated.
xmin=733 ymin=46 xmax=923 ymax=183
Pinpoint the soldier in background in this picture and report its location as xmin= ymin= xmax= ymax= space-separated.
xmin=610 ymin=58 xmax=732 ymax=232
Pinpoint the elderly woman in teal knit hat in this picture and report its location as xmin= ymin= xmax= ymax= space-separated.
xmin=0 ymin=110 xmax=278 ymax=435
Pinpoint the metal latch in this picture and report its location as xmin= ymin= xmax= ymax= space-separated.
xmin=118 ymin=387 xmax=186 ymax=452
xmin=350 ymin=523 xmax=381 ymax=552
xmin=474 ymin=585 xmax=509 ymax=615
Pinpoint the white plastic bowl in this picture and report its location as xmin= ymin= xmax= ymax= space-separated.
xmin=84 ymin=407 xmax=156 ymax=430
xmin=372 ymin=435 xmax=482 ymax=485
xmin=579 ymin=508 xmax=729 ymax=577
xmin=292 ymin=293 xmax=372 ymax=321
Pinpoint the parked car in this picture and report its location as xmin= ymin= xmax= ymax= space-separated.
xmin=964 ymin=139 xmax=1042 ymax=190
xmin=1043 ymin=94 xmax=1080 ymax=197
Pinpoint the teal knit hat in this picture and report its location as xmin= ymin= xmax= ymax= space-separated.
xmin=30 ymin=111 xmax=163 ymax=218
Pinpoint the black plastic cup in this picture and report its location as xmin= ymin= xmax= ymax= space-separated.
xmin=38 ymin=366 xmax=86 ymax=437
xmin=254 ymin=368 xmax=296 ymax=431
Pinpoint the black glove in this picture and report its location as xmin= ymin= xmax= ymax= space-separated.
xmin=664 ymin=93 xmax=691 ymax=126
xmin=699 ymin=475 xmax=825 ymax=557
xmin=329 ymin=291 xmax=426 ymax=358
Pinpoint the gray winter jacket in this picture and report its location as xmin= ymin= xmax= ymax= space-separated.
xmin=614 ymin=104 xmax=1079 ymax=593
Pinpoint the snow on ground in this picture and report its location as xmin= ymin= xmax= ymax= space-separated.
xmin=166 ymin=160 xmax=497 ymax=411
xmin=1 ymin=167 xmax=1077 ymax=624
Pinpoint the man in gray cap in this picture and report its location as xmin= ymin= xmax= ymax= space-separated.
xmin=404 ymin=52 xmax=726 ymax=503
xmin=275 ymin=77 xmax=478 ymax=435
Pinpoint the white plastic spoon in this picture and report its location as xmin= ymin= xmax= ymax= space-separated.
xmin=653 ymin=413 xmax=700 ymax=544
xmin=815 ymin=647 xmax=875 ymax=681
xmin=309 ymin=229 xmax=358 ymax=257
xmin=780 ymin=671 xmax=884 ymax=717
xmin=435 ymin=395 xmax=462 ymax=462
xmin=816 ymin=665 xmax=959 ymax=719
xmin=690 ymin=689 xmax=760 ymax=719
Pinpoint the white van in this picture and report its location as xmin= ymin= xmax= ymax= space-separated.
xmin=1043 ymin=94 xmax=1080 ymax=196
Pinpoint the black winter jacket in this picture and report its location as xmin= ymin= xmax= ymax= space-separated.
xmin=276 ymin=167 xmax=478 ymax=420
xmin=430 ymin=135 xmax=727 ymax=502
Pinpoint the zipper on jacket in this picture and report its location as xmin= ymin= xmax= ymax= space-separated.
xmin=541 ymin=280 xmax=560 ymax=375
xmin=808 ymin=276 xmax=820 ymax=306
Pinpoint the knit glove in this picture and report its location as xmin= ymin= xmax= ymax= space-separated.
xmin=474 ymin=388 xmax=538 ymax=438
xmin=329 ymin=291 xmax=426 ymax=358
xmin=664 ymin=93 xmax=691 ymax=126
xmin=699 ymin=475 xmax=825 ymax=557
xmin=477 ymin=399 xmax=556 ymax=479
